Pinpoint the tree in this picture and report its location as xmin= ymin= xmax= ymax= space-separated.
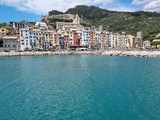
xmin=0 ymin=22 xmax=7 ymax=27
xmin=151 ymin=41 xmax=160 ymax=47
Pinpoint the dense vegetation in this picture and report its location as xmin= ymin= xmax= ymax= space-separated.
xmin=49 ymin=5 xmax=160 ymax=41
xmin=0 ymin=22 xmax=12 ymax=30
xmin=151 ymin=41 xmax=160 ymax=46
xmin=66 ymin=5 xmax=109 ymax=19
xmin=41 ymin=17 xmax=73 ymax=28
xmin=49 ymin=10 xmax=63 ymax=16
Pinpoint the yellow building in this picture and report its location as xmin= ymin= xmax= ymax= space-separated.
xmin=126 ymin=35 xmax=134 ymax=48
xmin=54 ymin=33 xmax=59 ymax=47
xmin=113 ymin=33 xmax=120 ymax=48
xmin=0 ymin=28 xmax=9 ymax=39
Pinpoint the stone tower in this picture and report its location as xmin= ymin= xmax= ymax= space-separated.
xmin=73 ymin=14 xmax=80 ymax=24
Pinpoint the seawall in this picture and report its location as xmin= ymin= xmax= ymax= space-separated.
xmin=0 ymin=50 xmax=160 ymax=58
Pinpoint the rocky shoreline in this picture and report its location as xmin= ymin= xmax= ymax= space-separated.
xmin=0 ymin=50 xmax=160 ymax=58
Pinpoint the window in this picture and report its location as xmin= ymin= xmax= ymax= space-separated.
xmin=26 ymin=43 xmax=28 ymax=45
xmin=13 ymin=45 xmax=16 ymax=47
xmin=5 ymin=45 xmax=7 ymax=47
xmin=8 ymin=45 xmax=10 ymax=47
xmin=2 ymin=33 xmax=5 ymax=37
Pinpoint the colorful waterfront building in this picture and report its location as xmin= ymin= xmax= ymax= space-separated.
xmin=64 ymin=34 xmax=69 ymax=49
xmin=20 ymin=28 xmax=31 ymax=50
xmin=113 ymin=33 xmax=120 ymax=48
xmin=3 ymin=36 xmax=18 ymax=51
xmin=133 ymin=37 xmax=142 ymax=48
xmin=0 ymin=28 xmax=9 ymax=39
xmin=20 ymin=27 xmax=38 ymax=50
xmin=107 ymin=32 xmax=114 ymax=48
xmin=29 ymin=30 xmax=37 ymax=50
xmin=90 ymin=31 xmax=97 ymax=46
xmin=15 ymin=20 xmax=144 ymax=50
xmin=119 ymin=35 xmax=127 ymax=49
xmin=126 ymin=35 xmax=134 ymax=48
xmin=68 ymin=30 xmax=73 ymax=46
xmin=72 ymin=30 xmax=81 ymax=46
xmin=104 ymin=32 xmax=112 ymax=48
xmin=54 ymin=33 xmax=59 ymax=48
xmin=100 ymin=31 xmax=106 ymax=50
xmin=81 ymin=30 xmax=90 ymax=46
xmin=95 ymin=31 xmax=101 ymax=45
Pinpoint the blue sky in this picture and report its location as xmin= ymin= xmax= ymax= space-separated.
xmin=0 ymin=5 xmax=40 ymax=23
xmin=0 ymin=0 xmax=159 ymax=23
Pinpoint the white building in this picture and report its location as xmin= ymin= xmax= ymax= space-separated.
xmin=20 ymin=28 xmax=30 ymax=50
xmin=106 ymin=32 xmax=114 ymax=48
xmin=81 ymin=31 xmax=90 ymax=46
xmin=95 ymin=31 xmax=101 ymax=45
xmin=68 ymin=30 xmax=74 ymax=46
xmin=20 ymin=28 xmax=37 ymax=50
xmin=35 ymin=22 xmax=48 ymax=30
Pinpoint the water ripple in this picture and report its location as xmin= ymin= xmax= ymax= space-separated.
xmin=0 ymin=56 xmax=160 ymax=119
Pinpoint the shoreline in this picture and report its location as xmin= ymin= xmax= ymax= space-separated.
xmin=0 ymin=50 xmax=160 ymax=58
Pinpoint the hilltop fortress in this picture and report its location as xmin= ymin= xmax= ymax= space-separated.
xmin=41 ymin=14 xmax=83 ymax=30
xmin=41 ymin=14 xmax=82 ymax=24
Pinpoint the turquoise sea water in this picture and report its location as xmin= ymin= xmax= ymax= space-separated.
xmin=0 ymin=55 xmax=160 ymax=120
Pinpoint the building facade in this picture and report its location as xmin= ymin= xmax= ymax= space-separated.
xmin=0 ymin=28 xmax=9 ymax=39
xmin=3 ymin=36 xmax=18 ymax=51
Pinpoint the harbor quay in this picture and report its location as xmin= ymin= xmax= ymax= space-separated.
xmin=0 ymin=50 xmax=160 ymax=58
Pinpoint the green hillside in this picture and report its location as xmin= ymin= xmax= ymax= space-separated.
xmin=49 ymin=5 xmax=160 ymax=41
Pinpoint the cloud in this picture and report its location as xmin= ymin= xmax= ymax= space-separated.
xmin=132 ymin=0 xmax=160 ymax=12
xmin=144 ymin=0 xmax=160 ymax=12
xmin=1 ymin=0 xmax=113 ymax=15
xmin=131 ymin=0 xmax=152 ymax=6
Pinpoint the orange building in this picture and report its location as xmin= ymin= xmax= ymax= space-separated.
xmin=72 ymin=30 xmax=80 ymax=46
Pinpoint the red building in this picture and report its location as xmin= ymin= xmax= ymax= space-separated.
xmin=64 ymin=35 xmax=69 ymax=49
xmin=72 ymin=30 xmax=80 ymax=46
